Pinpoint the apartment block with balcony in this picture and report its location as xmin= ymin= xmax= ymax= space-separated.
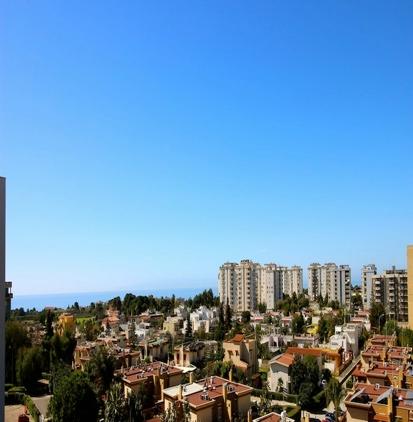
xmin=307 ymin=263 xmax=351 ymax=306
xmin=372 ymin=267 xmax=408 ymax=322
xmin=361 ymin=264 xmax=377 ymax=309
xmin=219 ymin=261 xmax=303 ymax=312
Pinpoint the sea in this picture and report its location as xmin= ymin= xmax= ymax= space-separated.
xmin=12 ymin=286 xmax=218 ymax=311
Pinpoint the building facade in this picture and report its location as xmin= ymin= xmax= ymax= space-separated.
xmin=361 ymin=264 xmax=377 ymax=309
xmin=372 ymin=267 xmax=408 ymax=322
xmin=219 ymin=260 xmax=303 ymax=312
xmin=307 ymin=262 xmax=351 ymax=306
xmin=408 ymin=246 xmax=413 ymax=329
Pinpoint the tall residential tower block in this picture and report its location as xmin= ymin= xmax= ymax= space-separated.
xmin=408 ymin=246 xmax=413 ymax=329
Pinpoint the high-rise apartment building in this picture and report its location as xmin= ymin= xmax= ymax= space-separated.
xmin=372 ymin=267 xmax=408 ymax=322
xmin=408 ymin=246 xmax=413 ymax=329
xmin=361 ymin=264 xmax=377 ymax=309
xmin=307 ymin=262 xmax=351 ymax=306
xmin=308 ymin=263 xmax=322 ymax=301
xmin=257 ymin=264 xmax=282 ymax=311
xmin=219 ymin=260 xmax=303 ymax=312
xmin=281 ymin=265 xmax=303 ymax=297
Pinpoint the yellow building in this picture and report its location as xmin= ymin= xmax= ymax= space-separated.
xmin=408 ymin=245 xmax=413 ymax=329
xmin=56 ymin=312 xmax=76 ymax=336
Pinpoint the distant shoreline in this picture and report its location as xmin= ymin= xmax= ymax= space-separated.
xmin=12 ymin=286 xmax=218 ymax=310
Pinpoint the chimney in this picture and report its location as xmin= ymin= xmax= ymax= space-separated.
xmin=247 ymin=408 xmax=252 ymax=422
xmin=223 ymin=382 xmax=228 ymax=403
xmin=189 ymin=371 xmax=194 ymax=384
xmin=178 ymin=384 xmax=183 ymax=400
xmin=229 ymin=367 xmax=233 ymax=382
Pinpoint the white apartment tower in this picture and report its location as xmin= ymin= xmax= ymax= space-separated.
xmin=219 ymin=260 xmax=303 ymax=312
xmin=361 ymin=264 xmax=377 ymax=309
xmin=257 ymin=264 xmax=283 ymax=311
xmin=307 ymin=262 xmax=351 ymax=306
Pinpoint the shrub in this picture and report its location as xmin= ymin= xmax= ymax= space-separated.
xmin=24 ymin=395 xmax=41 ymax=422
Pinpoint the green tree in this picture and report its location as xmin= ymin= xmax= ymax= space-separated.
xmin=325 ymin=378 xmax=344 ymax=422
xmin=225 ymin=299 xmax=232 ymax=332
xmin=5 ymin=320 xmax=31 ymax=384
xmin=299 ymin=382 xmax=314 ymax=408
xmin=259 ymin=382 xmax=272 ymax=415
xmin=105 ymin=382 xmax=127 ymax=422
xmin=16 ymin=346 xmax=43 ymax=392
xmin=257 ymin=303 xmax=267 ymax=314
xmin=184 ymin=314 xmax=193 ymax=341
xmin=370 ymin=302 xmax=386 ymax=331
xmin=49 ymin=371 xmax=99 ymax=422
xmin=241 ymin=311 xmax=251 ymax=324
xmin=50 ymin=331 xmax=77 ymax=365
xmin=85 ymin=347 xmax=115 ymax=397
xmin=291 ymin=313 xmax=305 ymax=335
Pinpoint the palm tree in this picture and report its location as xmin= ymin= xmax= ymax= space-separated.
xmin=105 ymin=383 xmax=127 ymax=422
xmin=325 ymin=378 xmax=345 ymax=422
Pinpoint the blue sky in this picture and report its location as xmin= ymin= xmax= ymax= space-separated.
xmin=1 ymin=1 xmax=412 ymax=295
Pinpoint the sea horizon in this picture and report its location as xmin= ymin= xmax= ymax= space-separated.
xmin=12 ymin=286 xmax=218 ymax=311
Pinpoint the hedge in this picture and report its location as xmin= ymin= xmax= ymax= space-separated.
xmin=252 ymin=388 xmax=299 ymax=404
xmin=287 ymin=405 xmax=301 ymax=422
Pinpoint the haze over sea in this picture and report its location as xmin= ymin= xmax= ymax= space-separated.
xmin=13 ymin=287 xmax=217 ymax=311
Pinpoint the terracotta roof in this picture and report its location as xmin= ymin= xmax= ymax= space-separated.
xmin=123 ymin=362 xmax=182 ymax=385
xmin=271 ymin=353 xmax=294 ymax=368
xmin=229 ymin=334 xmax=245 ymax=344
xmin=184 ymin=376 xmax=252 ymax=409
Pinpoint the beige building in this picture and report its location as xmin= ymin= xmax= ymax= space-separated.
xmin=257 ymin=264 xmax=282 ymax=310
xmin=372 ymin=267 xmax=408 ymax=322
xmin=174 ymin=342 xmax=205 ymax=367
xmin=408 ymin=246 xmax=413 ymax=329
xmin=122 ymin=361 xmax=183 ymax=400
xmin=223 ymin=334 xmax=258 ymax=379
xmin=307 ymin=263 xmax=351 ymax=306
xmin=219 ymin=261 xmax=302 ymax=312
xmin=162 ymin=376 xmax=252 ymax=422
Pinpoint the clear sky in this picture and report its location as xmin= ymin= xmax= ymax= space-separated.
xmin=1 ymin=1 xmax=412 ymax=295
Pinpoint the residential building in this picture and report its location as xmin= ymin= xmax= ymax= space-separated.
xmin=408 ymin=246 xmax=413 ymax=329
xmin=162 ymin=376 xmax=253 ymax=422
xmin=280 ymin=265 xmax=303 ymax=297
xmin=174 ymin=341 xmax=205 ymax=367
xmin=189 ymin=306 xmax=218 ymax=333
xmin=219 ymin=261 xmax=303 ymax=312
xmin=329 ymin=323 xmax=362 ymax=357
xmin=345 ymin=382 xmax=413 ymax=422
xmin=268 ymin=352 xmax=294 ymax=393
xmin=122 ymin=361 xmax=183 ymax=400
xmin=253 ymin=412 xmax=293 ymax=422
xmin=307 ymin=263 xmax=322 ymax=301
xmin=223 ymin=334 xmax=258 ymax=379
xmin=372 ymin=267 xmax=408 ymax=322
xmin=257 ymin=264 xmax=282 ymax=310
xmin=307 ymin=262 xmax=351 ymax=306
xmin=56 ymin=312 xmax=76 ymax=335
xmin=361 ymin=264 xmax=377 ymax=309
